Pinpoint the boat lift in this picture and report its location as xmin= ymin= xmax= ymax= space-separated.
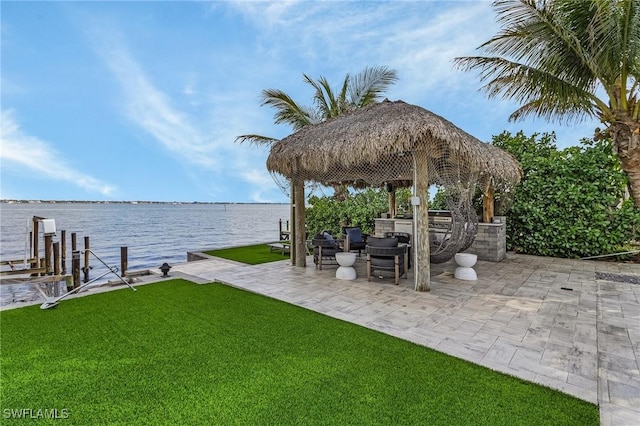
xmin=40 ymin=249 xmax=136 ymax=310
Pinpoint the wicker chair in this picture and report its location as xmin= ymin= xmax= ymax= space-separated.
xmin=366 ymin=237 xmax=408 ymax=285
xmin=312 ymin=232 xmax=343 ymax=270
xmin=384 ymin=231 xmax=411 ymax=268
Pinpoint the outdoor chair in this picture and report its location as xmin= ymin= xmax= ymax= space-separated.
xmin=366 ymin=236 xmax=408 ymax=285
xmin=312 ymin=232 xmax=343 ymax=270
xmin=384 ymin=231 xmax=411 ymax=268
xmin=342 ymin=226 xmax=369 ymax=256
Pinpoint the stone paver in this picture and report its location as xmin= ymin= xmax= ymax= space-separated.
xmin=171 ymin=252 xmax=640 ymax=426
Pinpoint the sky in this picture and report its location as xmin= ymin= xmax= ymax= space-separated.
xmin=0 ymin=0 xmax=601 ymax=203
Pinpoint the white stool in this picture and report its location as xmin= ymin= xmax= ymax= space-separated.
xmin=335 ymin=252 xmax=357 ymax=280
xmin=454 ymin=253 xmax=477 ymax=281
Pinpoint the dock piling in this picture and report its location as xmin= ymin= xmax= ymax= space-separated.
xmin=72 ymin=250 xmax=80 ymax=289
xmin=120 ymin=246 xmax=128 ymax=277
xmin=61 ymin=230 xmax=66 ymax=274
xmin=44 ymin=235 xmax=53 ymax=275
xmin=83 ymin=236 xmax=90 ymax=283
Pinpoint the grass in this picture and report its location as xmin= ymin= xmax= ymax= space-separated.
xmin=204 ymin=243 xmax=290 ymax=264
xmin=0 ymin=280 xmax=598 ymax=425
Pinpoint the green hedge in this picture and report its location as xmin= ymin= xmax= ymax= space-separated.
xmin=306 ymin=188 xmax=404 ymax=236
xmin=493 ymin=131 xmax=639 ymax=258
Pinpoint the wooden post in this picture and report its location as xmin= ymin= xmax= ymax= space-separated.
xmin=32 ymin=218 xmax=40 ymax=270
xmin=29 ymin=231 xmax=34 ymax=264
xmin=53 ymin=242 xmax=60 ymax=276
xmin=44 ymin=235 xmax=53 ymax=275
xmin=482 ymin=182 xmax=495 ymax=224
xmin=83 ymin=236 xmax=90 ymax=283
xmin=120 ymin=247 xmax=128 ymax=277
xmin=52 ymin=242 xmax=61 ymax=297
xmin=387 ymin=184 xmax=397 ymax=218
xmin=71 ymin=232 xmax=77 ymax=251
xmin=289 ymin=180 xmax=296 ymax=266
xmin=72 ymin=250 xmax=81 ymax=289
xmin=414 ymin=149 xmax=430 ymax=292
xmin=293 ymin=177 xmax=306 ymax=267
xmin=61 ymin=230 xmax=67 ymax=274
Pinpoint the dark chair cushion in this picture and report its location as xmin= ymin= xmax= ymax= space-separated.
xmin=368 ymin=247 xmax=406 ymax=276
xmin=314 ymin=247 xmax=341 ymax=257
xmin=322 ymin=231 xmax=339 ymax=249
xmin=370 ymin=256 xmax=404 ymax=269
xmin=345 ymin=227 xmax=363 ymax=243
xmin=366 ymin=236 xmax=398 ymax=247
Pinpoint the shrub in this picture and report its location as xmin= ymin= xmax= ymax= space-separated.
xmin=306 ymin=188 xmax=389 ymax=236
xmin=493 ymin=131 xmax=639 ymax=258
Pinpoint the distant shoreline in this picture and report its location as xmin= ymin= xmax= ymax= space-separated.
xmin=1 ymin=200 xmax=288 ymax=205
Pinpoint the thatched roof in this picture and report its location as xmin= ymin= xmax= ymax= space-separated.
xmin=267 ymin=99 xmax=521 ymax=188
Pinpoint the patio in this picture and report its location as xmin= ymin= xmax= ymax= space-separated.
xmin=170 ymin=252 xmax=640 ymax=426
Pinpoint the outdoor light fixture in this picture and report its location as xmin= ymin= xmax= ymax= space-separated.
xmin=159 ymin=262 xmax=172 ymax=277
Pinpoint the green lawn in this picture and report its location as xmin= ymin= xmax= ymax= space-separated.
xmin=1 ymin=280 xmax=598 ymax=425
xmin=204 ymin=243 xmax=290 ymax=264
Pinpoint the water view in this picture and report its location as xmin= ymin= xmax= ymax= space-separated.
xmin=1 ymin=202 xmax=290 ymax=275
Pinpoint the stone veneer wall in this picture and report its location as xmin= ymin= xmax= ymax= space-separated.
xmin=466 ymin=216 xmax=507 ymax=262
xmin=375 ymin=216 xmax=507 ymax=262
xmin=373 ymin=218 xmax=396 ymax=237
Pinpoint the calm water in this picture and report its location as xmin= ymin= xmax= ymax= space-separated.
xmin=0 ymin=202 xmax=290 ymax=277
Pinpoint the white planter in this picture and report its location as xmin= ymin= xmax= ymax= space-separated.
xmin=454 ymin=253 xmax=477 ymax=281
xmin=335 ymin=252 xmax=357 ymax=280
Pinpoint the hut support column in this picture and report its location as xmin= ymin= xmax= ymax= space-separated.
xmin=289 ymin=180 xmax=296 ymax=266
xmin=387 ymin=185 xmax=397 ymax=218
xmin=414 ymin=150 xmax=430 ymax=292
xmin=482 ymin=181 xmax=495 ymax=223
xmin=292 ymin=178 xmax=306 ymax=267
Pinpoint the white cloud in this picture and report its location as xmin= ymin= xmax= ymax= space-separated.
xmin=84 ymin=21 xmax=293 ymax=200
xmin=238 ymin=167 xmax=277 ymax=188
xmin=0 ymin=110 xmax=117 ymax=196
xmin=91 ymin=30 xmax=218 ymax=169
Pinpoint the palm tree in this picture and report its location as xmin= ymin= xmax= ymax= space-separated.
xmin=236 ymin=66 xmax=399 ymax=145
xmin=454 ymin=0 xmax=640 ymax=206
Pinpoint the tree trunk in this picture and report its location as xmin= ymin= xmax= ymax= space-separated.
xmin=611 ymin=120 xmax=640 ymax=208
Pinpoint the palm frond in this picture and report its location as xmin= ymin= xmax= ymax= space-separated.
xmin=300 ymin=105 xmax=324 ymax=125
xmin=455 ymin=0 xmax=640 ymax=124
xmin=260 ymin=88 xmax=314 ymax=131
xmin=348 ymin=66 xmax=399 ymax=108
xmin=457 ymin=55 xmax=608 ymax=123
xmin=235 ymin=134 xmax=280 ymax=145
xmin=337 ymin=75 xmax=351 ymax=113
xmin=303 ymin=74 xmax=331 ymax=120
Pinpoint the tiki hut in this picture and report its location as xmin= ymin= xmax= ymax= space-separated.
xmin=267 ymin=99 xmax=521 ymax=291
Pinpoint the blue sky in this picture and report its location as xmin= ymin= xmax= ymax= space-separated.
xmin=1 ymin=1 xmax=600 ymax=203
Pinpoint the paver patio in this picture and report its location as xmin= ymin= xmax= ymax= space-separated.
xmin=170 ymin=252 xmax=640 ymax=426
